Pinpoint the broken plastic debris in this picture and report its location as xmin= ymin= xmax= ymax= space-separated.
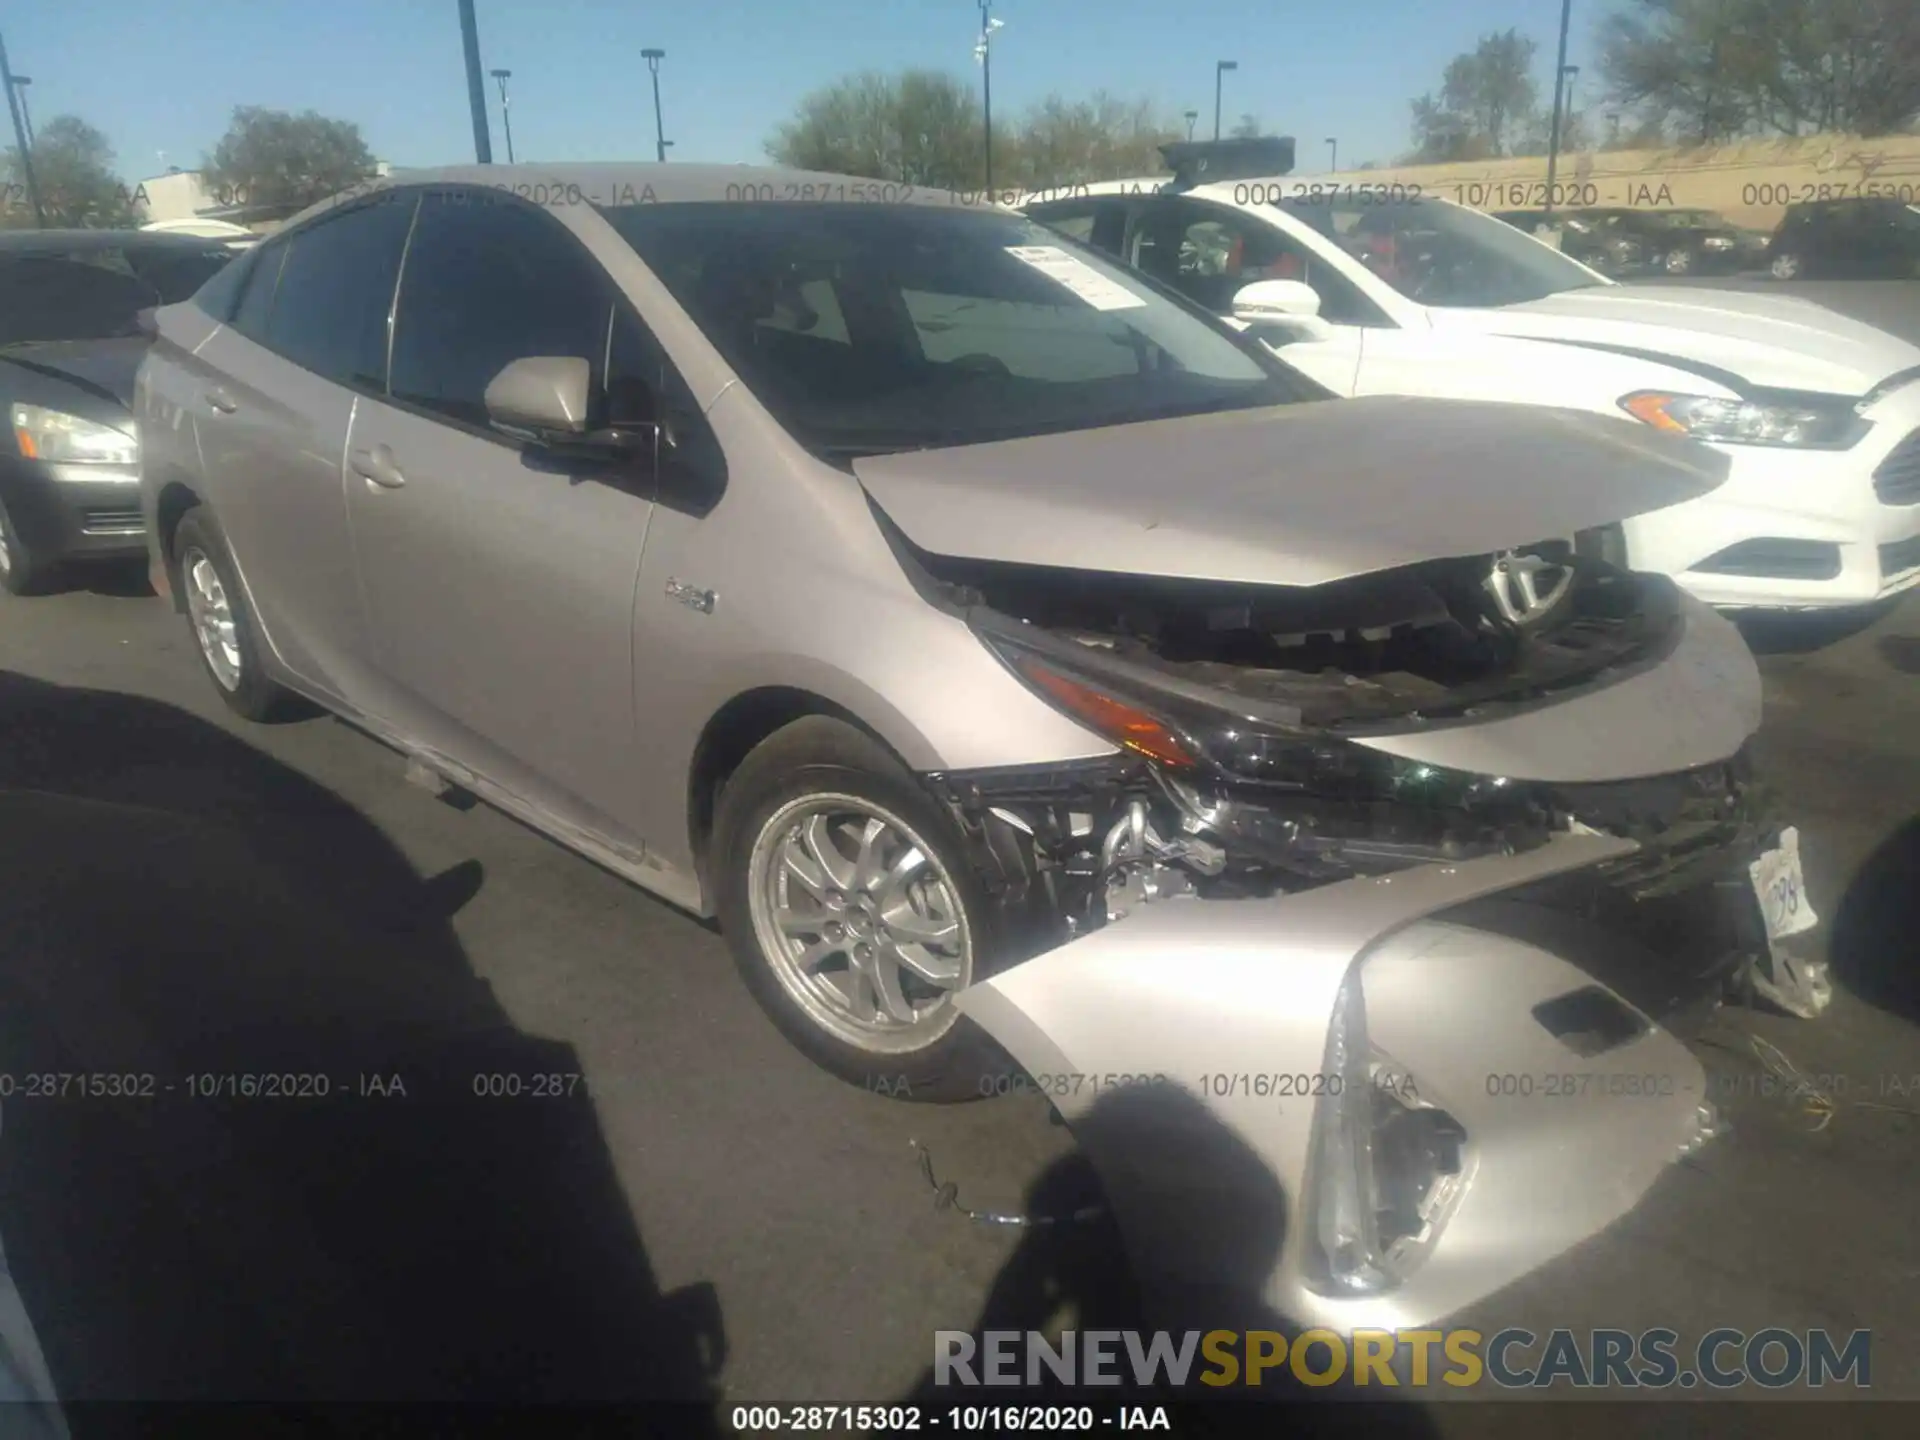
xmin=910 ymin=1140 xmax=1104 ymax=1229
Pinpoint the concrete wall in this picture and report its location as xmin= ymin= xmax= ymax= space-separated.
xmin=1309 ymin=133 xmax=1920 ymax=230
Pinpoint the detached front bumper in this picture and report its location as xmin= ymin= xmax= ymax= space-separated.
xmin=955 ymin=834 xmax=1727 ymax=1334
xmin=0 ymin=458 xmax=146 ymax=563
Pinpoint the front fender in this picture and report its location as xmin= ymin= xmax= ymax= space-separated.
xmin=954 ymin=833 xmax=1719 ymax=1332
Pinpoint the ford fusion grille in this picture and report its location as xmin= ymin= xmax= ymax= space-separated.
xmin=1876 ymin=429 xmax=1920 ymax=505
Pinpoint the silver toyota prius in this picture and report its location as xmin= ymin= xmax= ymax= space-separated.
xmin=134 ymin=163 xmax=1810 ymax=1124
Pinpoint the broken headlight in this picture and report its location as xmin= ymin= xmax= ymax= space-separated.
xmin=1307 ymin=966 xmax=1467 ymax=1296
xmin=978 ymin=623 xmax=1503 ymax=801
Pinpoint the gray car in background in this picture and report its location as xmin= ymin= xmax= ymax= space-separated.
xmin=135 ymin=162 xmax=1813 ymax=1325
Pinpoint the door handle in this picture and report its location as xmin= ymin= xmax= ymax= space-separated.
xmin=349 ymin=444 xmax=407 ymax=489
xmin=204 ymin=387 xmax=238 ymax=414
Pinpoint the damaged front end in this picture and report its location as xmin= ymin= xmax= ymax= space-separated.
xmin=918 ymin=534 xmax=1776 ymax=1014
xmin=900 ymin=525 xmax=1796 ymax=1327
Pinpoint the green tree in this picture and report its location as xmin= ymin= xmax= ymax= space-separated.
xmin=766 ymin=70 xmax=985 ymax=188
xmin=1600 ymin=0 xmax=1920 ymax=140
xmin=1 ymin=115 xmax=136 ymax=228
xmin=1229 ymin=113 xmax=1263 ymax=140
xmin=767 ymin=71 xmax=1184 ymax=192
xmin=1002 ymin=92 xmax=1183 ymax=188
xmin=200 ymin=106 xmax=377 ymax=218
xmin=1408 ymin=29 xmax=1543 ymax=160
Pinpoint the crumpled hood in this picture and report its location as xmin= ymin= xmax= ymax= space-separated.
xmin=1436 ymin=286 xmax=1920 ymax=396
xmin=851 ymin=395 xmax=1727 ymax=588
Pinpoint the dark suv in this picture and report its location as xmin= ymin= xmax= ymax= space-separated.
xmin=1766 ymin=197 xmax=1920 ymax=280
xmin=1577 ymin=209 xmax=1749 ymax=276
xmin=1490 ymin=209 xmax=1646 ymax=275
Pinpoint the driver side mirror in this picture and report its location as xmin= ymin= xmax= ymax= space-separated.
xmin=1230 ymin=278 xmax=1333 ymax=344
xmin=485 ymin=355 xmax=657 ymax=461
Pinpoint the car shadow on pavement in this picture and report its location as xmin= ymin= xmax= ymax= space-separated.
xmin=0 ymin=670 xmax=724 ymax=1429
xmin=1828 ymin=814 xmax=1920 ymax=1025
xmin=897 ymin=1084 xmax=1439 ymax=1435
xmin=1732 ymin=599 xmax=1901 ymax=657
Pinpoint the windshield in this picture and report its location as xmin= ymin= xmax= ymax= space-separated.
xmin=1272 ymin=196 xmax=1603 ymax=308
xmin=0 ymin=245 xmax=234 ymax=346
xmin=597 ymin=201 xmax=1303 ymax=455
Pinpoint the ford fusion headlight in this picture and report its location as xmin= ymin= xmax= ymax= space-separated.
xmin=10 ymin=404 xmax=139 ymax=468
xmin=1307 ymin=967 xmax=1468 ymax=1296
xmin=1619 ymin=391 xmax=1862 ymax=449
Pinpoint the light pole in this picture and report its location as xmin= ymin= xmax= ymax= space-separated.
xmin=973 ymin=4 xmax=1003 ymax=195
xmin=1183 ymin=109 xmax=1198 ymax=141
xmin=1562 ymin=63 xmax=1580 ymax=128
xmin=641 ymin=49 xmax=669 ymax=162
xmin=456 ymin=0 xmax=493 ymax=164
xmin=489 ymin=68 xmax=514 ymax=164
xmin=1542 ymin=0 xmax=1573 ymax=220
xmin=1326 ymin=137 xmax=1337 ymax=172
xmin=0 ymin=30 xmax=42 ymax=226
xmin=1213 ymin=60 xmax=1237 ymax=141
xmin=10 ymin=75 xmax=29 ymax=148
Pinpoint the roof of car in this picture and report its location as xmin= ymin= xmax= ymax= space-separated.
xmin=0 ymin=228 xmax=238 ymax=253
xmin=350 ymin=163 xmax=1002 ymax=209
xmin=275 ymin=162 xmax=1032 ymax=235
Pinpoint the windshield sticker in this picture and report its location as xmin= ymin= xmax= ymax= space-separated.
xmin=1004 ymin=245 xmax=1147 ymax=311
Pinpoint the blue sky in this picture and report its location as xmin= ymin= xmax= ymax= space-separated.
xmin=11 ymin=0 xmax=1612 ymax=182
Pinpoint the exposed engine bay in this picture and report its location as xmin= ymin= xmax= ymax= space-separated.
xmin=903 ymin=529 xmax=1772 ymax=1000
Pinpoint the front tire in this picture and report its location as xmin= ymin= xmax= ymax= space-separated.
xmin=1663 ymin=248 xmax=1694 ymax=275
xmin=0 ymin=497 xmax=61 ymax=596
xmin=1769 ymin=252 xmax=1803 ymax=280
xmin=711 ymin=716 xmax=1007 ymax=1102
xmin=172 ymin=507 xmax=296 ymax=722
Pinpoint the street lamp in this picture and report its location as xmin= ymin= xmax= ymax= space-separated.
xmin=1213 ymin=59 xmax=1237 ymax=142
xmin=0 ymin=29 xmax=42 ymax=226
xmin=1326 ymin=136 xmax=1337 ymax=172
xmin=973 ymin=4 xmax=1003 ymax=196
xmin=1183 ymin=109 xmax=1198 ymax=141
xmin=489 ymin=68 xmax=514 ymax=164
xmin=10 ymin=75 xmax=29 ymax=148
xmin=1543 ymin=0 xmax=1574 ymax=220
xmin=1561 ymin=64 xmax=1581 ymax=132
xmin=641 ymin=48 xmax=670 ymax=162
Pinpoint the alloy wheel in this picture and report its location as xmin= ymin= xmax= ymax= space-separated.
xmin=747 ymin=794 xmax=973 ymax=1053
xmin=182 ymin=547 xmax=243 ymax=691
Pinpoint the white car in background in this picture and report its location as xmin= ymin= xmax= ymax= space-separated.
xmin=1025 ymin=178 xmax=1920 ymax=613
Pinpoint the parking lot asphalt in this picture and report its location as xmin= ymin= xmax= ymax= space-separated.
xmin=0 ymin=281 xmax=1916 ymax=1416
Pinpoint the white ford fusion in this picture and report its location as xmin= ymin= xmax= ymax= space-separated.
xmin=1025 ymin=176 xmax=1920 ymax=613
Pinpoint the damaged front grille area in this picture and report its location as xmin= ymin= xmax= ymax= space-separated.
xmin=925 ymin=744 xmax=1769 ymax=962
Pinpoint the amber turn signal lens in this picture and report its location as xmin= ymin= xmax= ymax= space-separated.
xmin=1016 ymin=657 xmax=1198 ymax=768
xmin=1619 ymin=393 xmax=1689 ymax=434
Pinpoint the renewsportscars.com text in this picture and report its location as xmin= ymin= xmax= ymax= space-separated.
xmin=934 ymin=1327 xmax=1872 ymax=1390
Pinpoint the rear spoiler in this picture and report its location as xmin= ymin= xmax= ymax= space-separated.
xmin=1158 ymin=136 xmax=1297 ymax=191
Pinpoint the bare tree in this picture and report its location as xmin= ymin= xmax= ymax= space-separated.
xmin=1408 ymin=30 xmax=1542 ymax=160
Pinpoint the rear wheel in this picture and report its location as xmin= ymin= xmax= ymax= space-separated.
xmin=711 ymin=715 xmax=1006 ymax=1102
xmin=0 ymin=497 xmax=61 ymax=596
xmin=1769 ymin=251 xmax=1803 ymax=280
xmin=1663 ymin=248 xmax=1694 ymax=275
xmin=172 ymin=508 xmax=297 ymax=721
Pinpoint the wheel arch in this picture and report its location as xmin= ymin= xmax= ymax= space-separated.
xmin=684 ymin=686 xmax=916 ymax=902
xmin=153 ymin=480 xmax=204 ymax=612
